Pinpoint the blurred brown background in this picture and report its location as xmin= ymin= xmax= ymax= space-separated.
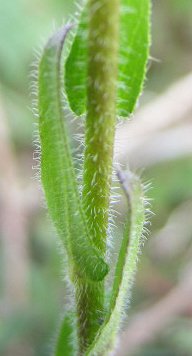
xmin=0 ymin=0 xmax=192 ymax=355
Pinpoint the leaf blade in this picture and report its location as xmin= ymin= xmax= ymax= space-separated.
xmin=117 ymin=0 xmax=151 ymax=116
xmin=65 ymin=0 xmax=151 ymax=118
xmin=65 ymin=10 xmax=88 ymax=115
xmin=55 ymin=313 xmax=76 ymax=356
xmin=38 ymin=25 xmax=109 ymax=282
xmin=86 ymin=172 xmax=146 ymax=354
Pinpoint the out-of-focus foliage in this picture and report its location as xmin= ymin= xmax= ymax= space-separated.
xmin=0 ymin=0 xmax=74 ymax=146
xmin=0 ymin=0 xmax=192 ymax=355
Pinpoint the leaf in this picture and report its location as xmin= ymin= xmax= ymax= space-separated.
xmin=65 ymin=0 xmax=150 ymax=118
xmin=55 ymin=313 xmax=76 ymax=356
xmin=117 ymin=0 xmax=151 ymax=116
xmin=38 ymin=25 xmax=109 ymax=282
xmin=65 ymin=9 xmax=88 ymax=116
xmin=86 ymin=171 xmax=145 ymax=354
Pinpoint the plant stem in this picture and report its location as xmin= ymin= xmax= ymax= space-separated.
xmin=76 ymin=0 xmax=120 ymax=352
xmin=75 ymin=279 xmax=105 ymax=353
xmin=83 ymin=0 xmax=119 ymax=253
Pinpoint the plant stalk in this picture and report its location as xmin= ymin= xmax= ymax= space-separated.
xmin=83 ymin=0 xmax=119 ymax=253
xmin=76 ymin=0 xmax=120 ymax=352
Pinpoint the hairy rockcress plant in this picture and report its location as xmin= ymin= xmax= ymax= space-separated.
xmin=32 ymin=0 xmax=151 ymax=354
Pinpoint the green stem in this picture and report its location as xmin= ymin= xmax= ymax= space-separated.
xmin=75 ymin=279 xmax=105 ymax=353
xmin=76 ymin=0 xmax=120 ymax=352
xmin=83 ymin=0 xmax=119 ymax=253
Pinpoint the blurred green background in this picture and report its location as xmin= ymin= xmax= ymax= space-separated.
xmin=0 ymin=0 xmax=192 ymax=355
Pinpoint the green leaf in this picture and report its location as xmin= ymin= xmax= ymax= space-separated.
xmin=117 ymin=0 xmax=151 ymax=116
xmin=65 ymin=9 xmax=88 ymax=116
xmin=65 ymin=0 xmax=150 ymax=118
xmin=38 ymin=25 xmax=109 ymax=282
xmin=86 ymin=171 xmax=145 ymax=354
xmin=56 ymin=313 xmax=76 ymax=356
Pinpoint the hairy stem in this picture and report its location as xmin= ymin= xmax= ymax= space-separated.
xmin=76 ymin=0 xmax=120 ymax=352
xmin=83 ymin=0 xmax=119 ymax=253
xmin=75 ymin=279 xmax=105 ymax=353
